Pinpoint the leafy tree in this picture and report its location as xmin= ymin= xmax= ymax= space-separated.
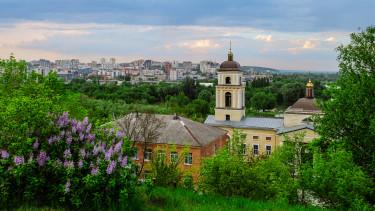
xmin=250 ymin=92 xmax=276 ymax=111
xmin=281 ymin=82 xmax=305 ymax=106
xmin=197 ymin=89 xmax=212 ymax=102
xmin=301 ymin=147 xmax=373 ymax=209
xmin=181 ymin=77 xmax=198 ymax=100
xmin=316 ymin=26 xmax=375 ymax=178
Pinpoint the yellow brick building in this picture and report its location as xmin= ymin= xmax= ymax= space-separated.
xmin=205 ymin=49 xmax=321 ymax=155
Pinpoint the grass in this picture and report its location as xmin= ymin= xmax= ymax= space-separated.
xmin=146 ymin=187 xmax=326 ymax=211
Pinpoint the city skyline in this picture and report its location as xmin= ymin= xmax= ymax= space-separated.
xmin=1 ymin=0 xmax=374 ymax=72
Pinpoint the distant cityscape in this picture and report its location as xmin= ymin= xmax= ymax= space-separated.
xmin=27 ymin=58 xmax=275 ymax=84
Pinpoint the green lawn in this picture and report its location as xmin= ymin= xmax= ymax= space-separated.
xmin=146 ymin=187 xmax=326 ymax=211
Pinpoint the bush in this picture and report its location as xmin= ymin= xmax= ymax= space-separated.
xmin=301 ymin=147 xmax=373 ymax=209
xmin=0 ymin=113 xmax=138 ymax=210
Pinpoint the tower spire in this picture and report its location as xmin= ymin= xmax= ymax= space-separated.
xmin=228 ymin=40 xmax=233 ymax=61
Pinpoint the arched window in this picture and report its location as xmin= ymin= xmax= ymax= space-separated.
xmin=225 ymin=77 xmax=231 ymax=84
xmin=225 ymin=92 xmax=232 ymax=107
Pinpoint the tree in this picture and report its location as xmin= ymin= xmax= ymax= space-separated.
xmin=250 ymin=92 xmax=276 ymax=111
xmin=281 ymin=82 xmax=304 ymax=106
xmin=301 ymin=148 xmax=373 ymax=208
xmin=116 ymin=112 xmax=165 ymax=176
xmin=316 ymin=26 xmax=375 ymax=178
xmin=181 ymin=77 xmax=198 ymax=100
xmin=197 ymin=89 xmax=212 ymax=102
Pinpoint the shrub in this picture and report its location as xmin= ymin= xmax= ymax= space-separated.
xmin=0 ymin=112 xmax=138 ymax=210
xmin=301 ymin=147 xmax=373 ymax=209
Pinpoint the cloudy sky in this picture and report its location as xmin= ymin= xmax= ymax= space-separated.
xmin=0 ymin=0 xmax=373 ymax=71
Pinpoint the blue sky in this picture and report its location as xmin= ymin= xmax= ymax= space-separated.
xmin=0 ymin=0 xmax=373 ymax=71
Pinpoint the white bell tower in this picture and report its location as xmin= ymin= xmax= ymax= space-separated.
xmin=214 ymin=44 xmax=245 ymax=121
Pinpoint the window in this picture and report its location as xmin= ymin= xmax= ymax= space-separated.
xmin=266 ymin=136 xmax=272 ymax=141
xmin=266 ymin=145 xmax=272 ymax=155
xmin=253 ymin=136 xmax=259 ymax=140
xmin=132 ymin=148 xmax=138 ymax=160
xmin=225 ymin=115 xmax=230 ymax=121
xmin=225 ymin=76 xmax=231 ymax=84
xmin=241 ymin=144 xmax=247 ymax=155
xmin=157 ymin=150 xmax=166 ymax=159
xmin=170 ymin=152 xmax=178 ymax=163
xmin=185 ymin=153 xmax=193 ymax=165
xmin=144 ymin=149 xmax=152 ymax=161
xmin=225 ymin=92 xmax=232 ymax=107
xmin=253 ymin=144 xmax=259 ymax=155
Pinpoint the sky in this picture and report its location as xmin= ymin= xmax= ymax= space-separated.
xmin=0 ymin=0 xmax=374 ymax=71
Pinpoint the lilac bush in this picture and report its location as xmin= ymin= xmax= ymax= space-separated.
xmin=0 ymin=112 xmax=138 ymax=209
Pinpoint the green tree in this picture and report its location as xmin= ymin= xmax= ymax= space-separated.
xmin=316 ymin=26 xmax=375 ymax=178
xmin=250 ymin=92 xmax=276 ymax=111
xmin=281 ymin=82 xmax=304 ymax=106
xmin=301 ymin=147 xmax=373 ymax=209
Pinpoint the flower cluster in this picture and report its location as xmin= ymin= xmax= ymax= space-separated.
xmin=0 ymin=112 xmax=132 ymax=182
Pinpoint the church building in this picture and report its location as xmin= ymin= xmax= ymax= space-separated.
xmin=205 ymin=48 xmax=321 ymax=155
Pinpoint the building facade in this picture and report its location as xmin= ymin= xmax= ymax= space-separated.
xmin=205 ymin=49 xmax=321 ymax=155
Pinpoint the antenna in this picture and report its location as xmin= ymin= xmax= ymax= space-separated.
xmin=229 ymin=40 xmax=232 ymax=52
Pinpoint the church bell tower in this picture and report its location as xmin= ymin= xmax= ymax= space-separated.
xmin=214 ymin=44 xmax=245 ymax=121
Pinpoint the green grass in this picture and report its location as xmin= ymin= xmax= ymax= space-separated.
xmin=146 ymin=187 xmax=326 ymax=211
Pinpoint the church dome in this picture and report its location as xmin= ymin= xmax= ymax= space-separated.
xmin=218 ymin=45 xmax=241 ymax=71
xmin=220 ymin=60 xmax=241 ymax=69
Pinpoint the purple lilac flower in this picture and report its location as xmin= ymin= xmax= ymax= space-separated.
xmin=114 ymin=141 xmax=123 ymax=153
xmin=57 ymin=112 xmax=70 ymax=128
xmin=71 ymin=119 xmax=78 ymax=128
xmin=60 ymin=130 xmax=65 ymax=137
xmin=33 ymin=140 xmax=39 ymax=150
xmin=87 ymin=134 xmax=95 ymax=142
xmin=54 ymin=135 xmax=61 ymax=143
xmin=64 ymin=179 xmax=71 ymax=193
xmin=91 ymin=166 xmax=99 ymax=175
xmin=1 ymin=150 xmax=9 ymax=159
xmin=120 ymin=156 xmax=128 ymax=167
xmin=72 ymin=126 xmax=77 ymax=134
xmin=83 ymin=117 xmax=89 ymax=126
xmin=64 ymin=149 xmax=72 ymax=159
xmin=37 ymin=151 xmax=47 ymax=166
xmin=116 ymin=131 xmax=123 ymax=139
xmin=78 ymin=160 xmax=83 ymax=169
xmin=63 ymin=160 xmax=74 ymax=169
xmin=79 ymin=133 xmax=85 ymax=141
xmin=86 ymin=123 xmax=92 ymax=133
xmin=105 ymin=146 xmax=113 ymax=161
xmin=14 ymin=156 xmax=24 ymax=165
xmin=76 ymin=122 xmax=83 ymax=133
xmin=109 ymin=128 xmax=114 ymax=136
xmin=48 ymin=137 xmax=54 ymax=145
xmin=66 ymin=136 xmax=72 ymax=145
xmin=79 ymin=148 xmax=86 ymax=158
xmin=106 ymin=160 xmax=116 ymax=175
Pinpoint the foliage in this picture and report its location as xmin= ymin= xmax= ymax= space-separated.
xmin=316 ymin=26 xmax=375 ymax=178
xmin=301 ymin=147 xmax=373 ymax=209
xmin=0 ymin=113 xmax=138 ymax=210
xmin=150 ymin=145 xmax=189 ymax=188
xmin=250 ymin=91 xmax=276 ymax=111
xmin=200 ymin=130 xmax=298 ymax=202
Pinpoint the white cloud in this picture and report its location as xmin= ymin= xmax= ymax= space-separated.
xmin=325 ymin=36 xmax=336 ymax=42
xmin=179 ymin=39 xmax=220 ymax=49
xmin=255 ymin=34 xmax=273 ymax=42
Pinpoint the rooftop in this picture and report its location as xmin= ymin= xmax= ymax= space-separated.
xmin=117 ymin=114 xmax=228 ymax=147
xmin=204 ymin=115 xmax=284 ymax=130
xmin=285 ymin=98 xmax=321 ymax=114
